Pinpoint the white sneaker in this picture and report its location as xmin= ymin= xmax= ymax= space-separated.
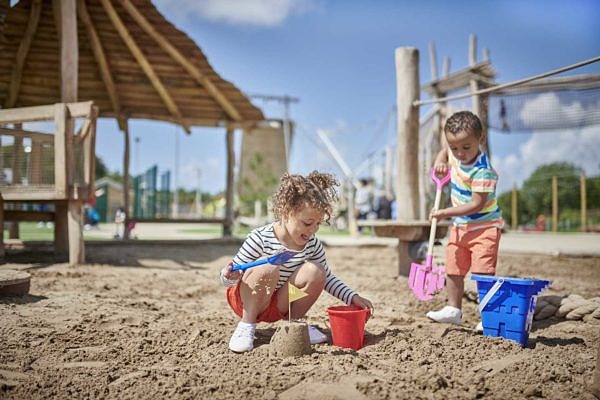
xmin=308 ymin=325 xmax=328 ymax=344
xmin=228 ymin=322 xmax=256 ymax=353
xmin=426 ymin=306 xmax=462 ymax=325
xmin=475 ymin=321 xmax=483 ymax=332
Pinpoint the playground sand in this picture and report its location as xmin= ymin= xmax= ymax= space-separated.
xmin=1 ymin=242 xmax=599 ymax=399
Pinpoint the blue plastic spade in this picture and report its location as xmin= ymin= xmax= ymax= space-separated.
xmin=231 ymin=249 xmax=299 ymax=272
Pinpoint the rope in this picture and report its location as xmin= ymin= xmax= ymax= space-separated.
xmin=534 ymin=294 xmax=600 ymax=323
xmin=414 ymin=55 xmax=600 ymax=107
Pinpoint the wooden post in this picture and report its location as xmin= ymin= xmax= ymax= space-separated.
xmin=59 ymin=0 xmax=78 ymax=102
xmin=580 ymin=174 xmax=587 ymax=232
xmin=511 ymin=183 xmax=518 ymax=230
xmin=224 ymin=127 xmax=235 ymax=237
xmin=58 ymin=0 xmax=82 ymax=265
xmin=395 ymin=47 xmax=420 ymax=276
xmin=54 ymin=200 xmax=68 ymax=260
xmin=552 ymin=176 xmax=558 ymax=232
xmin=68 ymin=195 xmax=84 ymax=264
xmin=468 ymin=34 xmax=491 ymax=155
xmin=395 ymin=47 xmax=420 ymax=221
xmin=54 ymin=104 xmax=69 ymax=258
xmin=122 ymin=121 xmax=131 ymax=239
xmin=0 ymin=193 xmax=4 ymax=261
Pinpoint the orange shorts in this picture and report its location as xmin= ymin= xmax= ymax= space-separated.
xmin=226 ymin=282 xmax=285 ymax=323
xmin=445 ymin=225 xmax=501 ymax=277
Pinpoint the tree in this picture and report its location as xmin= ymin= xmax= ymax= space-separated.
xmin=95 ymin=155 xmax=108 ymax=180
xmin=520 ymin=162 xmax=583 ymax=224
xmin=238 ymin=153 xmax=279 ymax=216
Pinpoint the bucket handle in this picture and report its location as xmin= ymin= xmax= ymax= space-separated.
xmin=477 ymin=278 xmax=504 ymax=314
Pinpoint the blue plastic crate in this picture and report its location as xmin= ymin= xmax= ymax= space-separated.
xmin=471 ymin=275 xmax=551 ymax=346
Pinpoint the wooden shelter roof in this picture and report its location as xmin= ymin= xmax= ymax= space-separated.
xmin=0 ymin=0 xmax=264 ymax=131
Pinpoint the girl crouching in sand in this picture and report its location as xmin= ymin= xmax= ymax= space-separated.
xmin=220 ymin=171 xmax=374 ymax=352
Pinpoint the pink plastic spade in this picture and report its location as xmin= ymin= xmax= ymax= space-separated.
xmin=408 ymin=168 xmax=451 ymax=301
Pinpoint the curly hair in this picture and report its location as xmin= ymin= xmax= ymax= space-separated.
xmin=444 ymin=111 xmax=483 ymax=139
xmin=271 ymin=171 xmax=339 ymax=224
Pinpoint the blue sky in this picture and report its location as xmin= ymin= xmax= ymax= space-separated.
xmin=91 ymin=0 xmax=600 ymax=195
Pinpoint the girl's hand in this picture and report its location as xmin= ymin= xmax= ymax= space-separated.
xmin=222 ymin=261 xmax=243 ymax=281
xmin=433 ymin=163 xmax=448 ymax=177
xmin=351 ymin=295 xmax=374 ymax=320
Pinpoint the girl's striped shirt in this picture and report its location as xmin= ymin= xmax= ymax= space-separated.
xmin=221 ymin=223 xmax=357 ymax=305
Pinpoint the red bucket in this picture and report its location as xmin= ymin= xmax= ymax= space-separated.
xmin=327 ymin=305 xmax=369 ymax=350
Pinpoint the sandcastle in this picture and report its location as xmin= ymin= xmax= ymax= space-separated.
xmin=269 ymin=322 xmax=312 ymax=357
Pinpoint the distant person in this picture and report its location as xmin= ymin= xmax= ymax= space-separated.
xmin=220 ymin=171 xmax=374 ymax=353
xmin=425 ymin=111 xmax=504 ymax=330
xmin=354 ymin=178 xmax=373 ymax=231
xmin=373 ymin=188 xmax=392 ymax=219
xmin=114 ymin=207 xmax=126 ymax=239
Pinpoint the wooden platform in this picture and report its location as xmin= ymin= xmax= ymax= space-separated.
xmin=357 ymin=219 xmax=451 ymax=276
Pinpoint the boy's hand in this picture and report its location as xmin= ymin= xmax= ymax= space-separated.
xmin=429 ymin=208 xmax=449 ymax=221
xmin=433 ymin=163 xmax=448 ymax=177
xmin=222 ymin=261 xmax=243 ymax=281
xmin=351 ymin=295 xmax=374 ymax=320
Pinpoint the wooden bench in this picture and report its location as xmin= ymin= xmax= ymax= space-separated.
xmin=356 ymin=219 xmax=450 ymax=276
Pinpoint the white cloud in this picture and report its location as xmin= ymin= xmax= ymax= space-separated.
xmin=155 ymin=0 xmax=316 ymax=27
xmin=519 ymin=92 xmax=589 ymax=129
xmin=493 ymin=125 xmax=600 ymax=194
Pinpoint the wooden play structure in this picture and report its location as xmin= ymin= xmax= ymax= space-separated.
xmin=0 ymin=0 xmax=278 ymax=264
xmin=362 ymin=36 xmax=599 ymax=276
xmin=0 ymin=101 xmax=98 ymax=264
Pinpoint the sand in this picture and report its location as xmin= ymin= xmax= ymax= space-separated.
xmin=1 ymin=241 xmax=599 ymax=399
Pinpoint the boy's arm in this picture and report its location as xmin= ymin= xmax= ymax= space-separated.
xmin=432 ymin=191 xmax=489 ymax=220
xmin=433 ymin=147 xmax=449 ymax=175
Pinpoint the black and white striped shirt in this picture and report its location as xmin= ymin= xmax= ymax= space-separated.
xmin=222 ymin=223 xmax=357 ymax=305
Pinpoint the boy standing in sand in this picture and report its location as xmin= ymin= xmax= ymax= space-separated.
xmin=426 ymin=111 xmax=504 ymax=327
xmin=220 ymin=171 xmax=374 ymax=353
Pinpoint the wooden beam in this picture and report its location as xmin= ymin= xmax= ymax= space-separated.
xmin=4 ymin=0 xmax=42 ymax=108
xmin=0 ymin=101 xmax=94 ymax=124
xmin=421 ymin=61 xmax=496 ymax=96
xmin=77 ymin=0 xmax=125 ymax=129
xmin=120 ymin=0 xmax=243 ymax=122
xmin=494 ymin=74 xmax=600 ymax=95
xmin=59 ymin=0 xmax=78 ymax=102
xmin=0 ymin=127 xmax=54 ymax=143
xmin=0 ymin=187 xmax=61 ymax=201
xmin=3 ymin=210 xmax=55 ymax=222
xmin=100 ymin=0 xmax=190 ymax=132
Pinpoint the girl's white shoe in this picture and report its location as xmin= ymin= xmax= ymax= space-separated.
xmin=308 ymin=325 xmax=328 ymax=344
xmin=228 ymin=322 xmax=256 ymax=353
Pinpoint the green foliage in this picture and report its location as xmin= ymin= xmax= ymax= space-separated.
xmin=498 ymin=162 xmax=599 ymax=231
xmin=520 ymin=162 xmax=582 ymax=224
xmin=238 ymin=153 xmax=279 ymax=216
xmin=95 ymin=155 xmax=109 ymax=180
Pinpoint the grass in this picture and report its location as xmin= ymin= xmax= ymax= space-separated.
xmin=4 ymin=221 xmax=358 ymax=242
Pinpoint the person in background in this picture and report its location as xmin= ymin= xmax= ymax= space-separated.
xmin=354 ymin=178 xmax=373 ymax=232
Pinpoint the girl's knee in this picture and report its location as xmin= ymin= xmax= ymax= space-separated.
xmin=242 ymin=264 xmax=280 ymax=282
xmin=296 ymin=261 xmax=326 ymax=284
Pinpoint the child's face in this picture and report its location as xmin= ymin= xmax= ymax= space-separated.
xmin=282 ymin=205 xmax=324 ymax=249
xmin=446 ymin=130 xmax=482 ymax=165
